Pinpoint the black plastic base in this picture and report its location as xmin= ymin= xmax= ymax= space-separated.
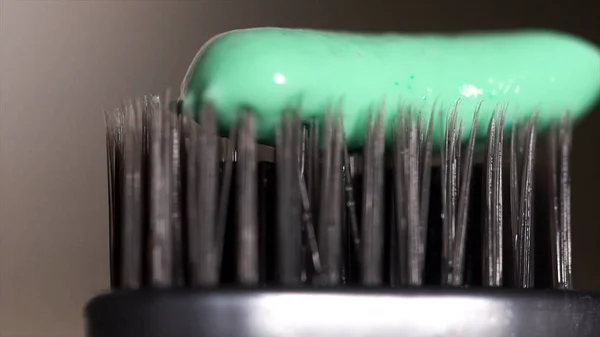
xmin=85 ymin=288 xmax=600 ymax=337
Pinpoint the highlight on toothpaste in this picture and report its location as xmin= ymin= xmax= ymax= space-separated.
xmin=180 ymin=27 xmax=600 ymax=148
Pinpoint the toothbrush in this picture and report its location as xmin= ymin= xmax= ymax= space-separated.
xmin=89 ymin=27 xmax=600 ymax=337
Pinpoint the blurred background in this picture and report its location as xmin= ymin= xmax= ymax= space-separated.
xmin=0 ymin=0 xmax=599 ymax=336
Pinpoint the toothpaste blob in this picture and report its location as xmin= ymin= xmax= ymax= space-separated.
xmin=181 ymin=28 xmax=600 ymax=148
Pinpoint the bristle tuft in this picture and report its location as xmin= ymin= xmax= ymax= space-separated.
xmin=106 ymin=94 xmax=574 ymax=291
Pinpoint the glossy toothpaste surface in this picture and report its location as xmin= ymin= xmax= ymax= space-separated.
xmin=181 ymin=28 xmax=600 ymax=148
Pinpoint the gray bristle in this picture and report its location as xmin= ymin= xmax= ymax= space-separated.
xmin=104 ymin=93 xmax=573 ymax=290
xmin=275 ymin=112 xmax=303 ymax=285
xmin=148 ymin=93 xmax=173 ymax=287
xmin=361 ymin=111 xmax=385 ymax=285
xmin=237 ymin=111 xmax=259 ymax=285
xmin=553 ymin=112 xmax=573 ymax=289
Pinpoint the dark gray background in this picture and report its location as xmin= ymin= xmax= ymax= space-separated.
xmin=1 ymin=0 xmax=599 ymax=336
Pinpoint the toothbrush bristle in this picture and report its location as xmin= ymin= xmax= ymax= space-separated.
xmin=237 ymin=111 xmax=259 ymax=285
xmin=121 ymin=99 xmax=145 ymax=289
xmin=549 ymin=112 xmax=573 ymax=290
xmin=275 ymin=112 xmax=303 ymax=285
xmin=361 ymin=111 xmax=386 ymax=285
xmin=148 ymin=94 xmax=174 ymax=287
xmin=104 ymin=94 xmax=573 ymax=291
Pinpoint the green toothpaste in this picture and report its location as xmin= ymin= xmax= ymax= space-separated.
xmin=181 ymin=28 xmax=600 ymax=148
